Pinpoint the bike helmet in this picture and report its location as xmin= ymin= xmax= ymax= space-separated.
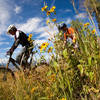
xmin=7 ymin=25 xmax=17 ymax=34
xmin=58 ymin=23 xmax=67 ymax=31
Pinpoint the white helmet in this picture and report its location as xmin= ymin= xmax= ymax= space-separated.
xmin=7 ymin=25 xmax=17 ymax=34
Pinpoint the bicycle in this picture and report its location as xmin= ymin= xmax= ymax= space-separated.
xmin=0 ymin=50 xmax=37 ymax=82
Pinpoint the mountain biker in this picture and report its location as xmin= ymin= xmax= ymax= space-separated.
xmin=6 ymin=25 xmax=33 ymax=69
xmin=58 ymin=23 xmax=78 ymax=48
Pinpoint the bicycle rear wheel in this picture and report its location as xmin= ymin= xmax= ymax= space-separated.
xmin=0 ymin=66 xmax=15 ymax=82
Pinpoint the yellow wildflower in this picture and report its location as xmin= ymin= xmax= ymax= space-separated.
xmin=52 ymin=6 xmax=56 ymax=9
xmin=73 ymin=39 xmax=75 ymax=43
xmin=28 ymin=34 xmax=32 ymax=41
xmin=39 ymin=42 xmax=49 ymax=52
xmin=31 ymin=87 xmax=36 ymax=94
xmin=46 ymin=19 xmax=50 ymax=25
xmin=84 ymin=22 xmax=90 ymax=27
xmin=46 ymin=11 xmax=51 ymax=16
xmin=61 ymin=98 xmax=67 ymax=100
xmin=50 ymin=6 xmax=56 ymax=12
xmin=89 ymin=87 xmax=99 ymax=93
xmin=51 ymin=74 xmax=56 ymax=78
xmin=52 ymin=18 xmax=56 ymax=22
xmin=39 ymin=46 xmax=43 ymax=52
xmin=41 ymin=5 xmax=48 ymax=11
xmin=49 ymin=74 xmax=56 ymax=82
xmin=48 ymin=47 xmax=53 ymax=53
xmin=40 ymin=49 xmax=43 ymax=52
xmin=41 ymin=42 xmax=49 ymax=48
xmin=29 ymin=34 xmax=32 ymax=38
xmin=92 ymin=29 xmax=96 ymax=34
xmin=28 ymin=37 xmax=31 ymax=41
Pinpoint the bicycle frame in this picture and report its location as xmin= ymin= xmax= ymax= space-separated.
xmin=6 ymin=54 xmax=20 ymax=70
xmin=6 ymin=54 xmax=12 ymax=69
xmin=6 ymin=50 xmax=37 ymax=71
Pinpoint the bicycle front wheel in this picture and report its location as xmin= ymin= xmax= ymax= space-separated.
xmin=0 ymin=67 xmax=15 ymax=82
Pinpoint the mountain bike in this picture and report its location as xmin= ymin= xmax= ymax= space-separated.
xmin=0 ymin=50 xmax=37 ymax=82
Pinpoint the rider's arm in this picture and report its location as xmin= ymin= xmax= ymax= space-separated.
xmin=9 ymin=31 xmax=20 ymax=54
xmin=9 ymin=38 xmax=20 ymax=54
xmin=64 ymin=32 xmax=67 ymax=41
xmin=64 ymin=32 xmax=67 ymax=44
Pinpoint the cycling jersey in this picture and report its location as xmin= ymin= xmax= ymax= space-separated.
xmin=10 ymin=30 xmax=33 ymax=53
xmin=64 ymin=27 xmax=75 ymax=40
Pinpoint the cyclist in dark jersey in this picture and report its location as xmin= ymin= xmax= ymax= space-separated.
xmin=6 ymin=25 xmax=33 ymax=69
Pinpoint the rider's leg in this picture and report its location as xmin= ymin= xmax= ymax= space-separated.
xmin=16 ymin=47 xmax=26 ymax=69
xmin=19 ymin=47 xmax=31 ymax=69
xmin=23 ymin=51 xmax=30 ymax=69
xmin=23 ymin=48 xmax=33 ymax=70
xmin=16 ymin=46 xmax=33 ymax=70
xmin=10 ymin=58 xmax=20 ymax=70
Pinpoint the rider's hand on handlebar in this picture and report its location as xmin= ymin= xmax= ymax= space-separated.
xmin=6 ymin=50 xmax=12 ymax=56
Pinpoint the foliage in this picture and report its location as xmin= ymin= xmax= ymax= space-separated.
xmin=80 ymin=0 xmax=100 ymax=30
xmin=1 ymin=1 xmax=100 ymax=100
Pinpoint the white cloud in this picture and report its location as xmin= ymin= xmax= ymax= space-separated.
xmin=0 ymin=1 xmax=22 ymax=35
xmin=16 ymin=17 xmax=57 ymax=40
xmin=66 ymin=18 xmax=72 ymax=24
xmin=22 ymin=0 xmax=42 ymax=6
xmin=34 ymin=40 xmax=47 ymax=45
xmin=0 ymin=36 xmax=6 ymax=41
xmin=59 ymin=9 xmax=72 ymax=13
xmin=0 ymin=1 xmax=10 ymax=24
xmin=0 ymin=42 xmax=9 ymax=45
xmin=75 ymin=13 xmax=87 ymax=19
xmin=17 ymin=17 xmax=42 ymax=33
xmin=65 ymin=9 xmax=72 ymax=12
xmin=0 ymin=58 xmax=8 ymax=64
xmin=14 ymin=5 xmax=21 ymax=14
xmin=0 ymin=0 xmax=12 ymax=34
xmin=36 ymin=23 xmax=58 ymax=39
xmin=0 ymin=47 xmax=10 ymax=51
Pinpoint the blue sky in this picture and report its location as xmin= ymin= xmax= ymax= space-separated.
xmin=0 ymin=0 xmax=98 ymax=64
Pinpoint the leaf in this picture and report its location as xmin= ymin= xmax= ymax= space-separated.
xmin=79 ymin=60 xmax=85 ymax=64
xmin=53 ymin=61 xmax=58 ymax=68
xmin=63 ymin=49 xmax=68 ymax=59
xmin=77 ymin=64 xmax=83 ymax=75
xmin=88 ymin=57 xmax=92 ymax=66
xmin=89 ymin=71 xmax=94 ymax=82
xmin=47 ymin=70 xmax=52 ymax=76
xmin=40 ymin=97 xmax=49 ymax=100
xmin=59 ymin=32 xmax=62 ymax=36
xmin=52 ymin=61 xmax=59 ymax=73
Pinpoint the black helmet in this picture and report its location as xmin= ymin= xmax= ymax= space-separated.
xmin=58 ymin=23 xmax=67 ymax=31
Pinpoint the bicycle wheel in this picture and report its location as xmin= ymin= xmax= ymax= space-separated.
xmin=0 ymin=66 xmax=15 ymax=82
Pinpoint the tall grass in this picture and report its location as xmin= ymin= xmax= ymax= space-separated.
xmin=0 ymin=20 xmax=100 ymax=100
xmin=1 ymin=1 xmax=100 ymax=100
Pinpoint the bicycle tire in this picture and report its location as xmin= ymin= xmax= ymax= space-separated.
xmin=0 ymin=67 xmax=15 ymax=82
